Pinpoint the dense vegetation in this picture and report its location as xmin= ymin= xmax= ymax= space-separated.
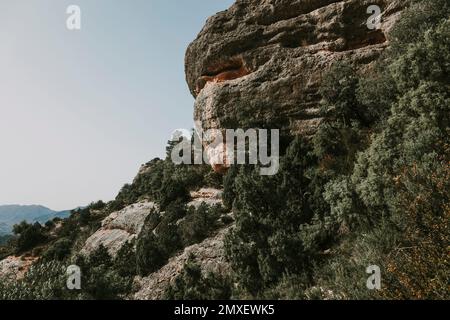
xmin=0 ymin=0 xmax=448 ymax=300
xmin=0 ymin=160 xmax=227 ymax=300
xmin=164 ymin=254 xmax=232 ymax=300
xmin=222 ymin=0 xmax=449 ymax=299
xmin=136 ymin=202 xmax=226 ymax=277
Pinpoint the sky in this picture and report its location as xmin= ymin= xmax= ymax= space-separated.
xmin=0 ymin=0 xmax=234 ymax=211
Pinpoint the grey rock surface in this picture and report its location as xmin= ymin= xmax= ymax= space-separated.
xmin=186 ymin=0 xmax=407 ymax=137
xmin=82 ymin=202 xmax=156 ymax=257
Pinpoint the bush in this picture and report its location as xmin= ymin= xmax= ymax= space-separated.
xmin=136 ymin=232 xmax=167 ymax=276
xmin=89 ymin=200 xmax=106 ymax=211
xmin=389 ymin=0 xmax=450 ymax=57
xmin=224 ymin=139 xmax=318 ymax=295
xmin=223 ymin=166 xmax=239 ymax=210
xmin=158 ymin=178 xmax=190 ymax=210
xmin=179 ymin=204 xmax=222 ymax=246
xmin=114 ymin=240 xmax=137 ymax=278
xmin=0 ymin=261 xmax=73 ymax=300
xmin=13 ymin=222 xmax=47 ymax=253
xmin=42 ymin=238 xmax=73 ymax=261
xmin=74 ymin=245 xmax=132 ymax=300
xmin=135 ymin=203 xmax=185 ymax=277
xmin=114 ymin=157 xmax=211 ymax=210
xmin=135 ymin=201 xmax=224 ymax=277
xmin=164 ymin=255 xmax=232 ymax=300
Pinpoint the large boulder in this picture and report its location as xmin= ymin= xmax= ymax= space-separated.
xmin=186 ymin=0 xmax=408 ymax=137
xmin=82 ymin=201 xmax=156 ymax=257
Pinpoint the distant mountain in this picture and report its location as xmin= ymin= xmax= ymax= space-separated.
xmin=0 ymin=205 xmax=71 ymax=235
xmin=0 ymin=222 xmax=9 ymax=236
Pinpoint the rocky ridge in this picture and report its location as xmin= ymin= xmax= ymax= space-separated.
xmin=0 ymin=0 xmax=413 ymax=299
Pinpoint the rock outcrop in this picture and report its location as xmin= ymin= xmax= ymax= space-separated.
xmin=186 ymin=0 xmax=407 ymax=137
xmin=135 ymin=0 xmax=411 ymax=299
xmin=0 ymin=256 xmax=37 ymax=281
xmin=82 ymin=201 xmax=156 ymax=257
xmin=188 ymin=188 xmax=223 ymax=208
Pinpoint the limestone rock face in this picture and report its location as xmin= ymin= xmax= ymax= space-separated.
xmin=185 ymin=0 xmax=408 ymax=136
xmin=82 ymin=201 xmax=156 ymax=257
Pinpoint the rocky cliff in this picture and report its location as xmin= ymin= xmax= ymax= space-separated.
xmin=84 ymin=0 xmax=412 ymax=299
xmin=1 ymin=0 xmax=422 ymax=300
xmin=186 ymin=0 xmax=407 ymax=136
xmin=133 ymin=1 xmax=411 ymax=298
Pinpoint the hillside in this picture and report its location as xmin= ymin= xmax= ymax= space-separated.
xmin=0 ymin=205 xmax=71 ymax=235
xmin=0 ymin=0 xmax=448 ymax=300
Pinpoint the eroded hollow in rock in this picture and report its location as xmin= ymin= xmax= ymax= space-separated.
xmin=343 ymin=30 xmax=387 ymax=51
xmin=195 ymin=57 xmax=250 ymax=95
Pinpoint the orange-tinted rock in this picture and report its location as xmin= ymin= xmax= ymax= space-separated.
xmin=186 ymin=0 xmax=409 ymax=137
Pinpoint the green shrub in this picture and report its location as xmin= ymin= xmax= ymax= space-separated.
xmin=158 ymin=178 xmax=190 ymax=210
xmin=0 ymin=261 xmax=72 ymax=300
xmin=164 ymin=255 xmax=232 ymax=300
xmin=136 ymin=231 xmax=167 ymax=276
xmin=42 ymin=238 xmax=73 ymax=261
xmin=114 ymin=240 xmax=137 ymax=278
xmin=179 ymin=204 xmax=222 ymax=247
xmin=74 ymin=245 xmax=132 ymax=300
xmin=13 ymin=222 xmax=47 ymax=254
xmin=224 ymin=139 xmax=318 ymax=295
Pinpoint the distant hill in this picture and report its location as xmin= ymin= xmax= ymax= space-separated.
xmin=0 ymin=205 xmax=71 ymax=235
xmin=0 ymin=223 xmax=9 ymax=236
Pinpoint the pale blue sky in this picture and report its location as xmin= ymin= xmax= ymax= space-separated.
xmin=0 ymin=0 xmax=234 ymax=210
